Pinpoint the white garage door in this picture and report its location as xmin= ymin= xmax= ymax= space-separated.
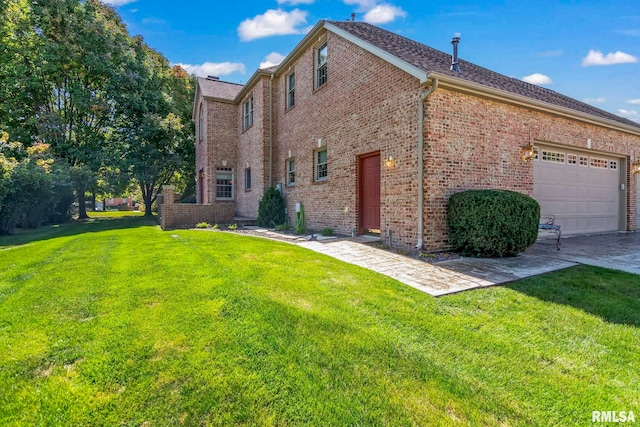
xmin=533 ymin=145 xmax=622 ymax=235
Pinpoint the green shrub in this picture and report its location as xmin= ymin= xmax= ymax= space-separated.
xmin=319 ymin=227 xmax=334 ymax=236
xmin=212 ymin=223 xmax=219 ymax=229
xmin=257 ymin=187 xmax=285 ymax=227
xmin=228 ymin=223 xmax=238 ymax=231
xmin=295 ymin=204 xmax=306 ymax=235
xmin=275 ymin=222 xmax=291 ymax=232
xmin=447 ymin=189 xmax=540 ymax=257
xmin=196 ymin=222 xmax=211 ymax=228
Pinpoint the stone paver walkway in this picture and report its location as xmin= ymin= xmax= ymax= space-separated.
xmin=296 ymin=239 xmax=576 ymax=296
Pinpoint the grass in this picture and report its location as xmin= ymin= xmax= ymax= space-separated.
xmin=0 ymin=215 xmax=638 ymax=425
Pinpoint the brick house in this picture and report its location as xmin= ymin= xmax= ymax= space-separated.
xmin=190 ymin=20 xmax=640 ymax=251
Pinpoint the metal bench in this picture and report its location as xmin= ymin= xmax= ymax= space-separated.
xmin=539 ymin=215 xmax=561 ymax=250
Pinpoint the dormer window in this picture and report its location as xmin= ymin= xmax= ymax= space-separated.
xmin=315 ymin=43 xmax=327 ymax=89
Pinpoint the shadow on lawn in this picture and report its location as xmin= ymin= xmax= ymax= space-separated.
xmin=0 ymin=214 xmax=158 ymax=249
xmin=505 ymin=265 xmax=640 ymax=327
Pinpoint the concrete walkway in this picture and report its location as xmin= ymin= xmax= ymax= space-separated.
xmin=296 ymin=238 xmax=575 ymax=296
xmin=295 ymin=232 xmax=640 ymax=297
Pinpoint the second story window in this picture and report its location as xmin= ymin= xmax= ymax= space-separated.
xmin=315 ymin=43 xmax=327 ymax=89
xmin=286 ymin=72 xmax=295 ymax=109
xmin=243 ymin=96 xmax=254 ymax=130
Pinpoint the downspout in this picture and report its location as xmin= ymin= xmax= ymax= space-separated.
xmin=269 ymin=73 xmax=274 ymax=187
xmin=416 ymin=78 xmax=439 ymax=249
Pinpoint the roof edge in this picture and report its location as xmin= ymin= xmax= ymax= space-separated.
xmin=234 ymin=69 xmax=273 ymax=103
xmin=324 ymin=21 xmax=429 ymax=83
xmin=429 ymin=72 xmax=640 ymax=137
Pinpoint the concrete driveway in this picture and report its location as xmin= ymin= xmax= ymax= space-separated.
xmin=525 ymin=232 xmax=640 ymax=275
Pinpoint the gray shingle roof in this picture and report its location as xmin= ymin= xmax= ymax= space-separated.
xmin=328 ymin=21 xmax=640 ymax=129
xmin=198 ymin=77 xmax=243 ymax=101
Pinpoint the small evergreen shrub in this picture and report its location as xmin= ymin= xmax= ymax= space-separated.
xmin=275 ymin=222 xmax=291 ymax=231
xmin=447 ymin=189 xmax=540 ymax=257
xmin=196 ymin=222 xmax=211 ymax=228
xmin=257 ymin=187 xmax=285 ymax=228
xmin=212 ymin=223 xmax=220 ymax=229
xmin=228 ymin=223 xmax=238 ymax=231
xmin=295 ymin=204 xmax=306 ymax=235
xmin=319 ymin=227 xmax=334 ymax=236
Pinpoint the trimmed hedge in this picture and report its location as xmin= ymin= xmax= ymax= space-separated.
xmin=447 ymin=189 xmax=540 ymax=257
xmin=257 ymin=187 xmax=286 ymax=228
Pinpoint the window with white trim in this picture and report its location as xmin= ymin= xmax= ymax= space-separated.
xmin=542 ymin=150 xmax=565 ymax=163
xmin=243 ymin=96 xmax=253 ymax=130
xmin=286 ymin=158 xmax=295 ymax=186
xmin=315 ymin=148 xmax=327 ymax=181
xmin=216 ymin=168 xmax=234 ymax=200
xmin=609 ymin=160 xmax=618 ymax=170
xmin=533 ymin=146 xmax=539 ymax=161
xmin=286 ymin=72 xmax=295 ymax=109
xmin=590 ymin=157 xmax=608 ymax=169
xmin=567 ymin=154 xmax=577 ymax=165
xmin=579 ymin=155 xmax=588 ymax=166
xmin=315 ymin=43 xmax=327 ymax=89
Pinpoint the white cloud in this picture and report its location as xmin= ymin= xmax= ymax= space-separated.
xmin=584 ymin=97 xmax=606 ymax=104
xmin=522 ymin=73 xmax=553 ymax=85
xmin=618 ymin=109 xmax=640 ymax=122
xmin=343 ymin=1 xmax=405 ymax=24
xmin=175 ymin=62 xmax=246 ymax=78
xmin=277 ymin=0 xmax=314 ymax=4
xmin=238 ymin=9 xmax=308 ymax=41
xmin=626 ymin=99 xmax=640 ymax=104
xmin=260 ymin=52 xmax=286 ymax=69
xmin=582 ymin=50 xmax=638 ymax=66
xmin=363 ymin=4 xmax=406 ymax=24
xmin=101 ymin=0 xmax=137 ymax=5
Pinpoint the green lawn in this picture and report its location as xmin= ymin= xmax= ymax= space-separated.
xmin=1 ymin=216 xmax=638 ymax=426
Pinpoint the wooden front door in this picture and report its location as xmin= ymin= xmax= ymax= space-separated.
xmin=359 ymin=153 xmax=381 ymax=233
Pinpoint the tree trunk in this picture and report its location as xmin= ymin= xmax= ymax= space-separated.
xmin=141 ymin=183 xmax=154 ymax=217
xmin=91 ymin=193 xmax=96 ymax=211
xmin=77 ymin=187 xmax=88 ymax=219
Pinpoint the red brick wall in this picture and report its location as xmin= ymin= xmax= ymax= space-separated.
xmin=236 ymin=77 xmax=271 ymax=218
xmin=195 ymin=96 xmax=238 ymax=206
xmin=160 ymin=187 xmax=234 ymax=228
xmin=273 ymin=30 xmax=424 ymax=245
xmin=423 ymin=88 xmax=640 ymax=250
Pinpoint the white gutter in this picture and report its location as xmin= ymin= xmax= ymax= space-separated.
xmin=416 ymin=78 xmax=439 ymax=249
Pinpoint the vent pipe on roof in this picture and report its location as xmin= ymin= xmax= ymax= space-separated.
xmin=351 ymin=13 xmax=356 ymax=21
xmin=206 ymin=75 xmax=220 ymax=81
xmin=450 ymin=37 xmax=461 ymax=73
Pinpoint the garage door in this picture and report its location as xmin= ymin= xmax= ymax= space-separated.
xmin=533 ymin=145 xmax=622 ymax=235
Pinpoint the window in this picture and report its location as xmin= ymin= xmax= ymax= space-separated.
xmin=590 ymin=157 xmax=608 ymax=169
xmin=567 ymin=154 xmax=577 ymax=165
xmin=579 ymin=155 xmax=588 ymax=166
xmin=286 ymin=72 xmax=295 ymax=109
xmin=243 ymin=96 xmax=253 ymax=130
xmin=245 ymin=168 xmax=252 ymax=191
xmin=541 ymin=150 xmax=565 ymax=163
xmin=609 ymin=160 xmax=618 ymax=170
xmin=198 ymin=106 xmax=204 ymax=143
xmin=315 ymin=43 xmax=327 ymax=89
xmin=215 ymin=167 xmax=234 ymax=200
xmin=315 ymin=148 xmax=327 ymax=181
xmin=286 ymin=158 xmax=295 ymax=186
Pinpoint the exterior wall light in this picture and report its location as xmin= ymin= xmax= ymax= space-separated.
xmin=521 ymin=143 xmax=535 ymax=162
xmin=384 ymin=156 xmax=396 ymax=169
xmin=632 ymin=159 xmax=640 ymax=175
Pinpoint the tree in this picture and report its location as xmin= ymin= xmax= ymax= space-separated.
xmin=114 ymin=42 xmax=195 ymax=216
xmin=28 ymin=0 xmax=133 ymax=219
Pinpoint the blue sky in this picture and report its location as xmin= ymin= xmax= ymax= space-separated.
xmin=105 ymin=0 xmax=640 ymax=123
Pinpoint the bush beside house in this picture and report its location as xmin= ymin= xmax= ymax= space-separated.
xmin=447 ymin=190 xmax=540 ymax=257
